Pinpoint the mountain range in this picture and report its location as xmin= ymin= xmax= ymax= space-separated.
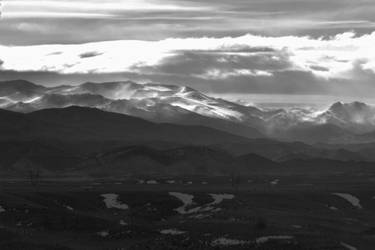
xmin=0 ymin=96 xmax=375 ymax=177
xmin=2 ymin=79 xmax=375 ymax=144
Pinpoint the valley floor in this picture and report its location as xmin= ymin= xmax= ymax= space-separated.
xmin=1 ymin=174 xmax=375 ymax=250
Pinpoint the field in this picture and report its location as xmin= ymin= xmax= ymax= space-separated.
xmin=1 ymin=174 xmax=375 ymax=250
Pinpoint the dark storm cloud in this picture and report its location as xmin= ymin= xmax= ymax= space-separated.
xmin=309 ymin=65 xmax=330 ymax=72
xmin=127 ymin=68 xmax=375 ymax=98
xmin=2 ymin=62 xmax=375 ymax=99
xmin=0 ymin=69 xmax=324 ymax=95
xmin=0 ymin=16 xmax=227 ymax=45
xmin=0 ymin=70 xmax=142 ymax=86
xmin=134 ymin=50 xmax=292 ymax=76
xmin=79 ymin=51 xmax=103 ymax=59
xmin=121 ymin=50 xmax=370 ymax=97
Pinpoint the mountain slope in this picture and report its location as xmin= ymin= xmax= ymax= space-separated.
xmin=0 ymin=80 xmax=46 ymax=101
xmin=0 ymin=106 xmax=249 ymax=146
xmin=0 ymin=80 xmax=263 ymax=139
xmin=80 ymin=145 xmax=238 ymax=176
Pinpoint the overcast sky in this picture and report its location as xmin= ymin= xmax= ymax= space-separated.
xmin=1 ymin=0 xmax=375 ymax=102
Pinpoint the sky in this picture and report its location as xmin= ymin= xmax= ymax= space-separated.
xmin=1 ymin=0 xmax=375 ymax=103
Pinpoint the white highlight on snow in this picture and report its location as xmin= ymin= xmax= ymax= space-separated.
xmin=255 ymin=236 xmax=294 ymax=244
xmin=332 ymin=193 xmax=362 ymax=209
xmin=329 ymin=206 xmax=338 ymax=211
xmin=144 ymin=85 xmax=172 ymax=92
xmin=166 ymin=180 xmax=176 ymax=184
xmin=211 ymin=238 xmax=249 ymax=247
xmin=101 ymin=194 xmax=129 ymax=210
xmin=0 ymin=205 xmax=5 ymax=213
xmin=24 ymin=96 xmax=42 ymax=103
xmin=160 ymin=228 xmax=186 ymax=235
xmin=340 ymin=242 xmax=357 ymax=250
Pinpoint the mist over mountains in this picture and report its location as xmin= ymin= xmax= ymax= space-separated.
xmin=2 ymin=79 xmax=375 ymax=144
xmin=2 ymin=79 xmax=375 ymax=177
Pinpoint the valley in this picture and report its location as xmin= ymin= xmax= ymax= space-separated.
xmin=1 ymin=80 xmax=375 ymax=249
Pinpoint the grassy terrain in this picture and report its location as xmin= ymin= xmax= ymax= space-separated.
xmin=1 ymin=174 xmax=375 ymax=249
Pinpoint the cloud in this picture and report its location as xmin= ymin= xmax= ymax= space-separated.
xmin=2 ymin=0 xmax=375 ymax=45
xmin=4 ymin=0 xmax=209 ymax=15
xmin=1 ymin=32 xmax=375 ymax=97
xmin=1 ymin=32 xmax=374 ymax=75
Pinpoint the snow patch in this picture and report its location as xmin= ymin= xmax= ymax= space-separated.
xmin=0 ymin=205 xmax=5 ymax=213
xmin=256 ymin=235 xmax=294 ymax=244
xmin=65 ymin=205 xmax=74 ymax=211
xmin=332 ymin=193 xmax=362 ymax=209
xmin=160 ymin=229 xmax=186 ymax=235
xmin=271 ymin=179 xmax=279 ymax=185
xmin=97 ymin=231 xmax=109 ymax=237
xmin=101 ymin=194 xmax=129 ymax=210
xmin=119 ymin=220 xmax=128 ymax=226
xmin=172 ymin=89 xmax=243 ymax=121
xmin=146 ymin=180 xmax=158 ymax=184
xmin=340 ymin=242 xmax=357 ymax=250
xmin=169 ymin=192 xmax=196 ymax=214
xmin=209 ymin=194 xmax=234 ymax=206
xmin=211 ymin=237 xmax=249 ymax=246
xmin=166 ymin=180 xmax=175 ymax=184
xmin=170 ymin=192 xmax=234 ymax=215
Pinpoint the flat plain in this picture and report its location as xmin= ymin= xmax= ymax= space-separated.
xmin=1 ymin=174 xmax=375 ymax=250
